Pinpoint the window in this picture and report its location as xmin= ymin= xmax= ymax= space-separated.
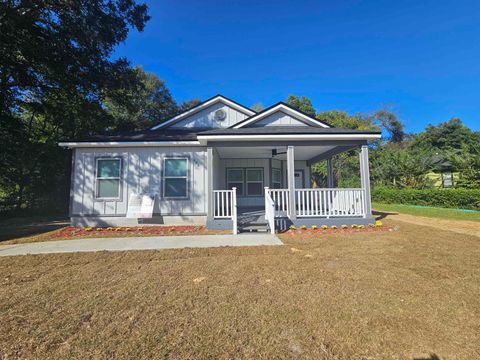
xmin=227 ymin=168 xmax=244 ymax=196
xmin=164 ymin=158 xmax=188 ymax=198
xmin=272 ymin=168 xmax=282 ymax=189
xmin=96 ymin=158 xmax=121 ymax=199
xmin=246 ymin=168 xmax=264 ymax=196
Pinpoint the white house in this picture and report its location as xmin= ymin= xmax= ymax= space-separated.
xmin=59 ymin=95 xmax=381 ymax=233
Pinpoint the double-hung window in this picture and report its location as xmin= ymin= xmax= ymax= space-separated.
xmin=163 ymin=158 xmax=188 ymax=198
xmin=246 ymin=168 xmax=264 ymax=196
xmin=272 ymin=168 xmax=282 ymax=189
xmin=227 ymin=168 xmax=244 ymax=196
xmin=96 ymin=158 xmax=122 ymax=199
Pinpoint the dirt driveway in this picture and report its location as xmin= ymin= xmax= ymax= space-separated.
xmin=375 ymin=211 xmax=480 ymax=238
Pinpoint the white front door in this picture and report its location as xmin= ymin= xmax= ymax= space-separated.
xmin=294 ymin=170 xmax=304 ymax=189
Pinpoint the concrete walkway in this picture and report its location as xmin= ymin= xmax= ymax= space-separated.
xmin=0 ymin=233 xmax=283 ymax=257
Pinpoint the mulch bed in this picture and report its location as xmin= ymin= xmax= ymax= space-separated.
xmin=50 ymin=225 xmax=220 ymax=240
xmin=281 ymin=226 xmax=391 ymax=236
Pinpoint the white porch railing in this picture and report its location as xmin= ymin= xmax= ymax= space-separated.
xmin=295 ymin=188 xmax=365 ymax=218
xmin=264 ymin=188 xmax=275 ymax=234
xmin=267 ymin=188 xmax=290 ymax=217
xmin=213 ymin=188 xmax=237 ymax=234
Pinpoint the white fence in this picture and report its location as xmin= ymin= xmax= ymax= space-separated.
xmin=213 ymin=188 xmax=237 ymax=234
xmin=295 ymin=188 xmax=365 ymax=217
xmin=267 ymin=188 xmax=290 ymax=217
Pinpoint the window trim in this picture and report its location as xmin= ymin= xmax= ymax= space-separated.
xmin=163 ymin=157 xmax=189 ymax=199
xmin=95 ymin=157 xmax=122 ymax=200
xmin=226 ymin=167 xmax=245 ymax=196
xmin=245 ymin=168 xmax=264 ymax=196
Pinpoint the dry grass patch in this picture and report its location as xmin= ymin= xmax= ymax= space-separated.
xmin=1 ymin=219 xmax=479 ymax=359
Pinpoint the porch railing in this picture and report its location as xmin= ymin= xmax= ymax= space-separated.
xmin=264 ymin=188 xmax=275 ymax=234
xmin=295 ymin=188 xmax=365 ymax=218
xmin=268 ymin=188 xmax=290 ymax=217
xmin=213 ymin=188 xmax=237 ymax=234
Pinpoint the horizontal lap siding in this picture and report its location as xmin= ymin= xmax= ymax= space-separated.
xmin=71 ymin=147 xmax=207 ymax=216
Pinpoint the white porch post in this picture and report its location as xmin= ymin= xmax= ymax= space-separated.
xmin=207 ymin=147 xmax=214 ymax=221
xmin=360 ymin=145 xmax=372 ymax=216
xmin=327 ymin=158 xmax=334 ymax=188
xmin=287 ymin=146 xmax=296 ymax=220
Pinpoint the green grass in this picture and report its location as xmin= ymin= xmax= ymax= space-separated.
xmin=373 ymin=202 xmax=480 ymax=221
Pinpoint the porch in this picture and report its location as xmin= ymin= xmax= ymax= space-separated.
xmin=205 ymin=142 xmax=374 ymax=234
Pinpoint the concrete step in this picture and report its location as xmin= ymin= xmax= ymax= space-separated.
xmin=239 ymin=224 xmax=269 ymax=233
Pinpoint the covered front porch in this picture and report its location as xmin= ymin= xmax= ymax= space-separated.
xmin=204 ymin=140 xmax=374 ymax=233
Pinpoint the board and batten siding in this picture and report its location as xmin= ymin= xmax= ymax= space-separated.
xmin=71 ymin=147 xmax=208 ymax=217
xmin=249 ymin=111 xmax=309 ymax=127
xmin=170 ymin=102 xmax=250 ymax=129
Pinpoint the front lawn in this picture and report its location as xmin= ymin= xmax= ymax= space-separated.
xmin=1 ymin=219 xmax=478 ymax=359
xmin=373 ymin=202 xmax=480 ymax=221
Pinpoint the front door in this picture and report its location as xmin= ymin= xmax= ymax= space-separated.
xmin=294 ymin=170 xmax=304 ymax=189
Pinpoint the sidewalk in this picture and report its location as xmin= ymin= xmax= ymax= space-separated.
xmin=0 ymin=233 xmax=283 ymax=257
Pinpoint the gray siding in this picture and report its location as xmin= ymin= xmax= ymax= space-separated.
xmin=171 ymin=102 xmax=249 ymax=129
xmin=249 ymin=111 xmax=309 ymax=127
xmin=71 ymin=147 xmax=207 ymax=217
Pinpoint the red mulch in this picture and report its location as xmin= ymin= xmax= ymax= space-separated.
xmin=50 ymin=225 xmax=213 ymax=240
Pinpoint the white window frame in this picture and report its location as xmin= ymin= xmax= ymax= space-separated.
xmin=272 ymin=168 xmax=282 ymax=189
xmin=245 ymin=168 xmax=264 ymax=197
xmin=95 ymin=157 xmax=122 ymax=200
xmin=163 ymin=157 xmax=189 ymax=199
xmin=226 ymin=168 xmax=244 ymax=196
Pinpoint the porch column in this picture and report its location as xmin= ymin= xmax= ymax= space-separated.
xmin=360 ymin=145 xmax=372 ymax=216
xmin=287 ymin=146 xmax=296 ymax=220
xmin=207 ymin=147 xmax=214 ymax=221
xmin=327 ymin=158 xmax=334 ymax=188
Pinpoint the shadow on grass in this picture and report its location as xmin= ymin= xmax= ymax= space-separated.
xmin=373 ymin=209 xmax=399 ymax=221
xmin=0 ymin=216 xmax=69 ymax=242
xmin=413 ymin=354 xmax=441 ymax=360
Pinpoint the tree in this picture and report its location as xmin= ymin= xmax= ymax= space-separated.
xmin=251 ymin=103 xmax=265 ymax=112
xmin=285 ymin=95 xmax=316 ymax=117
xmin=104 ymin=67 xmax=178 ymax=132
xmin=178 ymin=99 xmax=202 ymax=113
xmin=374 ymin=109 xmax=405 ymax=143
xmin=0 ymin=0 xmax=150 ymax=212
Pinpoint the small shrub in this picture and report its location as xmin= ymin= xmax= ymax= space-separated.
xmin=84 ymin=227 xmax=93 ymax=231
xmin=375 ymin=220 xmax=383 ymax=227
xmin=300 ymin=225 xmax=307 ymax=230
xmin=358 ymin=224 xmax=365 ymax=229
xmin=289 ymin=225 xmax=297 ymax=230
xmin=368 ymin=223 xmax=375 ymax=228
xmin=351 ymin=224 xmax=358 ymax=228
xmin=311 ymin=225 xmax=318 ymax=230
xmin=341 ymin=224 xmax=348 ymax=229
xmin=331 ymin=225 xmax=337 ymax=229
xmin=321 ymin=225 xmax=328 ymax=230
xmin=96 ymin=228 xmax=103 ymax=231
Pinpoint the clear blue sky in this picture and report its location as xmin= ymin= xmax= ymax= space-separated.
xmin=114 ymin=0 xmax=480 ymax=133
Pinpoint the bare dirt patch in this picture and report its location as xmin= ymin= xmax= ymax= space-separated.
xmin=1 ymin=219 xmax=479 ymax=359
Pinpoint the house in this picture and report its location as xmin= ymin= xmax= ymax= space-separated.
xmin=59 ymin=95 xmax=381 ymax=233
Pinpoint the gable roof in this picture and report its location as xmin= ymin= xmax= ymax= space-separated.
xmin=231 ymin=102 xmax=332 ymax=129
xmin=151 ymin=94 xmax=256 ymax=130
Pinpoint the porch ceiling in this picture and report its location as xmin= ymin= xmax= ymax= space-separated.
xmin=216 ymin=145 xmax=336 ymax=161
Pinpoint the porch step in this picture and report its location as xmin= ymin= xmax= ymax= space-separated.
xmin=239 ymin=223 xmax=269 ymax=233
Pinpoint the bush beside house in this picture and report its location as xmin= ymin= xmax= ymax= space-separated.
xmin=372 ymin=187 xmax=480 ymax=210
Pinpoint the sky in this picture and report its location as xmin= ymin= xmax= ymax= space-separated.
xmin=114 ymin=0 xmax=480 ymax=133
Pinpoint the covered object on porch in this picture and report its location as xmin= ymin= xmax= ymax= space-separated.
xmin=201 ymin=127 xmax=380 ymax=233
